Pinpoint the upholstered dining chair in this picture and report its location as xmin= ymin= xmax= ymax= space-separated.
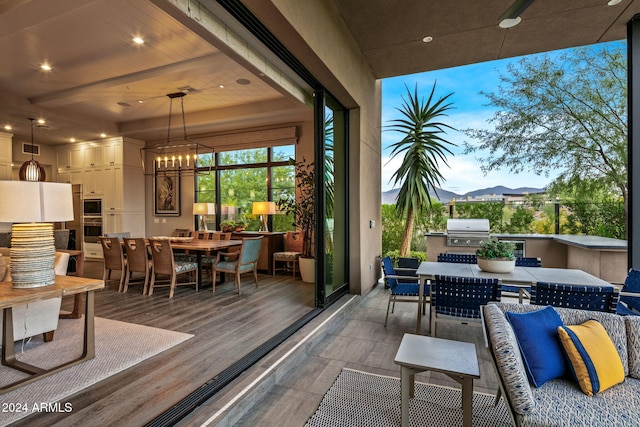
xmin=382 ymin=256 xmax=429 ymax=327
xmin=147 ymin=238 xmax=198 ymax=299
xmin=272 ymin=231 xmax=303 ymax=277
xmin=99 ymin=236 xmax=126 ymax=290
xmin=430 ymin=275 xmax=500 ymax=337
xmin=210 ymin=236 xmax=263 ymax=294
xmin=122 ymin=237 xmax=151 ymax=294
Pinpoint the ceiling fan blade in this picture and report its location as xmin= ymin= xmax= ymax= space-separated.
xmin=499 ymin=0 xmax=536 ymax=21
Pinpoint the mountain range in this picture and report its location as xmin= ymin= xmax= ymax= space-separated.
xmin=381 ymin=186 xmax=545 ymax=204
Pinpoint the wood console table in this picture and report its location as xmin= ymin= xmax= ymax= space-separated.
xmin=1 ymin=275 xmax=104 ymax=393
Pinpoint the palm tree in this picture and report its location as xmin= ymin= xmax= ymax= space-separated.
xmin=387 ymin=83 xmax=456 ymax=256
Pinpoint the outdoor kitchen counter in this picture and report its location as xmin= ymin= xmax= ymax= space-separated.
xmin=424 ymin=233 xmax=627 ymax=284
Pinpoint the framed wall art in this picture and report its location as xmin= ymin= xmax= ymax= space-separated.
xmin=154 ymin=170 xmax=180 ymax=216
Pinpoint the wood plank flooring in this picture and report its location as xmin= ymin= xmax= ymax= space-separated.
xmin=12 ymin=260 xmax=315 ymax=427
xmin=187 ymin=283 xmax=513 ymax=427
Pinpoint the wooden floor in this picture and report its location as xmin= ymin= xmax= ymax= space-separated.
xmin=13 ymin=260 xmax=315 ymax=427
xmin=177 ymin=283 xmax=516 ymax=427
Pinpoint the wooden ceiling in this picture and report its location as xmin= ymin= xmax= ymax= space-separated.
xmin=1 ymin=0 xmax=639 ymax=146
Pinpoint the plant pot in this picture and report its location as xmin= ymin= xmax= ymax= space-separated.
xmin=299 ymin=257 xmax=315 ymax=283
xmin=477 ymin=257 xmax=516 ymax=273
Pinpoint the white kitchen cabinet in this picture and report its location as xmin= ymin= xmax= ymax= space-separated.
xmin=57 ymin=169 xmax=83 ymax=184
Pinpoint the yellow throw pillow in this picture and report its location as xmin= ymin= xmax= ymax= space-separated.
xmin=557 ymin=320 xmax=625 ymax=396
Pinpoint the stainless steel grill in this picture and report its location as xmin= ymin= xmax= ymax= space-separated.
xmin=446 ymin=218 xmax=490 ymax=248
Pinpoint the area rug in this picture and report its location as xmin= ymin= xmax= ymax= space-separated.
xmin=0 ymin=317 xmax=193 ymax=426
xmin=305 ymin=368 xmax=514 ymax=427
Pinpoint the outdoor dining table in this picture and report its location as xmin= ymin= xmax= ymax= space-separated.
xmin=413 ymin=261 xmax=615 ymax=334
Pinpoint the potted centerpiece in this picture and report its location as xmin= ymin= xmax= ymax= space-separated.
xmin=277 ymin=159 xmax=315 ymax=283
xmin=476 ymin=239 xmax=516 ymax=273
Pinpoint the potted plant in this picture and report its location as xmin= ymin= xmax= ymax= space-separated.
xmin=234 ymin=220 xmax=246 ymax=232
xmin=476 ymin=239 xmax=516 ymax=273
xmin=277 ymin=159 xmax=315 ymax=283
xmin=220 ymin=220 xmax=236 ymax=233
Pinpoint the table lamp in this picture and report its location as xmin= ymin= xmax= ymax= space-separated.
xmin=252 ymin=201 xmax=276 ymax=232
xmin=193 ymin=202 xmax=215 ymax=230
xmin=0 ymin=181 xmax=73 ymax=288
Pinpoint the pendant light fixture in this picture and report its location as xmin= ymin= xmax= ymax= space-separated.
xmin=19 ymin=118 xmax=46 ymax=181
xmin=140 ymin=91 xmax=214 ymax=176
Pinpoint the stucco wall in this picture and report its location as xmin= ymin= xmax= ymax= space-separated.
xmin=245 ymin=0 xmax=382 ymax=295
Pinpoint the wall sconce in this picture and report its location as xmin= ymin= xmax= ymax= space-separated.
xmin=193 ymin=202 xmax=215 ymax=231
xmin=0 ymin=181 xmax=73 ymax=288
xmin=252 ymin=201 xmax=276 ymax=232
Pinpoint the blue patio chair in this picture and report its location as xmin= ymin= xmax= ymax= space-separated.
xmin=501 ymin=257 xmax=542 ymax=303
xmin=531 ymin=282 xmax=620 ymax=313
xmin=617 ymin=268 xmax=640 ymax=316
xmin=437 ymin=253 xmax=477 ymax=264
xmin=382 ymin=256 xmax=429 ymax=327
xmin=430 ymin=275 xmax=500 ymax=337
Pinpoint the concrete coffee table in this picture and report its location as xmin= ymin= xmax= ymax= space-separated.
xmin=394 ymin=333 xmax=480 ymax=427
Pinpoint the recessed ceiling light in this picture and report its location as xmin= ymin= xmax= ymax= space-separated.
xmin=499 ymin=17 xmax=522 ymax=29
xmin=40 ymin=63 xmax=52 ymax=71
xmin=133 ymin=36 xmax=144 ymax=45
xmin=100 ymin=133 xmax=107 ymax=138
xmin=36 ymin=118 xmax=45 ymax=125
xmin=422 ymin=36 xmax=433 ymax=43
xmin=219 ymin=84 xmax=225 ymax=89
xmin=608 ymin=0 xmax=623 ymax=5
xmin=236 ymin=78 xmax=251 ymax=85
xmin=4 ymin=125 xmax=12 ymax=131
xmin=69 ymin=138 xmax=76 ymax=143
xmin=138 ymin=100 xmax=144 ymax=104
xmin=118 ymin=102 xmax=131 ymax=107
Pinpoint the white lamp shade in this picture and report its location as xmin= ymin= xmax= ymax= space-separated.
xmin=0 ymin=181 xmax=74 ymax=223
xmin=252 ymin=201 xmax=276 ymax=215
xmin=193 ymin=202 xmax=215 ymax=215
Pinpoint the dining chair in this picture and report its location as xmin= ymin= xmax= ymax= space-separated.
xmin=99 ymin=236 xmax=126 ymax=291
xmin=122 ymin=237 xmax=151 ymax=294
xmin=147 ymin=238 xmax=198 ymax=299
xmin=211 ymin=231 xmax=232 ymax=241
xmin=501 ymin=256 xmax=542 ymax=303
xmin=617 ymin=268 xmax=640 ymax=316
xmin=210 ymin=236 xmax=263 ymax=294
xmin=531 ymin=282 xmax=620 ymax=313
xmin=171 ymin=228 xmax=191 ymax=237
xmin=437 ymin=253 xmax=477 ymax=264
xmin=382 ymin=256 xmax=429 ymax=327
xmin=430 ymin=275 xmax=500 ymax=337
xmin=272 ymin=231 xmax=303 ymax=277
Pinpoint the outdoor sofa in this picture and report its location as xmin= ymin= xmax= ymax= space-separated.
xmin=483 ymin=301 xmax=640 ymax=427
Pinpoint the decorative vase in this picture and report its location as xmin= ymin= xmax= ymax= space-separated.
xmin=477 ymin=257 xmax=516 ymax=273
xmin=299 ymin=257 xmax=315 ymax=283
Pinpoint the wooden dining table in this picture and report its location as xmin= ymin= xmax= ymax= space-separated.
xmin=163 ymin=239 xmax=243 ymax=288
xmin=413 ymin=261 xmax=615 ymax=334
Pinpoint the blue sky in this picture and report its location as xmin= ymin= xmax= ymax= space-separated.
xmin=380 ymin=41 xmax=623 ymax=194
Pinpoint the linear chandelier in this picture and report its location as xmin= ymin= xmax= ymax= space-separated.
xmin=141 ymin=92 xmax=214 ymax=176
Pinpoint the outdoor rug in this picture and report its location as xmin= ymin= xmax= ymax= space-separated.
xmin=305 ymin=368 xmax=514 ymax=427
xmin=0 ymin=316 xmax=193 ymax=426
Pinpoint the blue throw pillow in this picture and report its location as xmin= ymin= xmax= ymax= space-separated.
xmin=506 ymin=306 xmax=567 ymax=387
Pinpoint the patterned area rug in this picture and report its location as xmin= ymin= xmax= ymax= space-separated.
xmin=0 ymin=317 xmax=193 ymax=426
xmin=305 ymin=368 xmax=514 ymax=427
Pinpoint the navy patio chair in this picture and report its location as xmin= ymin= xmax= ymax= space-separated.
xmin=382 ymin=256 xmax=429 ymax=327
xmin=531 ymin=282 xmax=620 ymax=313
xmin=617 ymin=268 xmax=640 ymax=316
xmin=430 ymin=275 xmax=500 ymax=337
xmin=501 ymin=257 xmax=542 ymax=303
xmin=437 ymin=253 xmax=477 ymax=264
